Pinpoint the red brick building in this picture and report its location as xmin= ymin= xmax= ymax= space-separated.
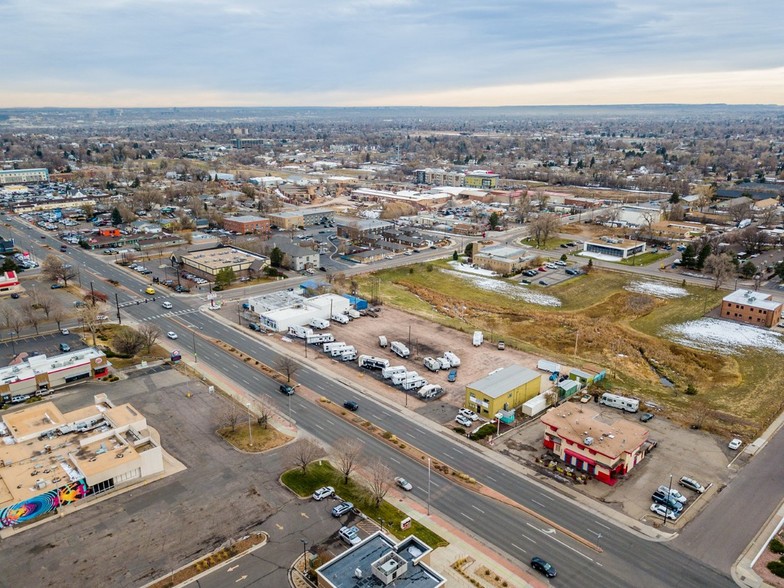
xmin=720 ymin=289 xmax=782 ymax=328
xmin=223 ymin=215 xmax=270 ymax=234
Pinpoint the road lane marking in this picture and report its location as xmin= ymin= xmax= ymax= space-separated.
xmin=538 ymin=493 xmax=554 ymax=501
xmin=511 ymin=543 xmax=526 ymax=553
xmin=389 ymin=457 xmax=401 ymax=464
xmin=227 ymin=565 xmax=239 ymax=572
xmin=275 ymin=523 xmax=283 ymax=530
xmin=301 ymin=512 xmax=309 ymax=519
xmin=520 ymin=533 xmax=536 ymax=544
xmin=313 ymin=423 xmax=324 ymax=431
xmin=486 ymin=474 xmax=497 ymax=482
xmin=530 ymin=499 xmax=545 ymax=508
xmin=430 ymin=480 xmax=440 ymax=487
xmin=236 ymin=576 xmax=247 ymax=583
xmin=471 ymin=505 xmax=484 ymax=514
xmin=542 ymin=533 xmax=594 ymax=562
xmin=452 ymin=447 xmax=464 ymax=454
xmin=461 ymin=513 xmax=474 ymax=522
xmin=596 ymin=521 xmax=611 ymax=531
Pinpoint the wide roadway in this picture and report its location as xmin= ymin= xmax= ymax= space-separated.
xmin=10 ymin=219 xmax=736 ymax=587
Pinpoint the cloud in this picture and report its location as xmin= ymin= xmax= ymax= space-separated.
xmin=1 ymin=0 xmax=782 ymax=106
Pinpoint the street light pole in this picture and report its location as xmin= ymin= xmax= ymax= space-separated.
xmin=427 ymin=457 xmax=431 ymax=516
xmin=192 ymin=331 xmax=198 ymax=363
xmin=300 ymin=539 xmax=308 ymax=573
xmin=246 ymin=402 xmax=253 ymax=446
xmin=663 ymin=473 xmax=673 ymax=525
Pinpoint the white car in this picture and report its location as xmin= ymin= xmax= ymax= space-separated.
xmin=60 ymin=328 xmax=70 ymax=335
xmin=656 ymin=485 xmax=687 ymax=504
xmin=166 ymin=331 xmax=178 ymax=340
xmin=395 ymin=477 xmax=413 ymax=491
xmin=311 ymin=486 xmax=335 ymax=501
xmin=339 ymin=525 xmax=361 ymax=546
xmin=555 ymin=260 xmax=567 ymax=266
xmin=650 ymin=503 xmax=679 ymax=520
xmin=455 ymin=415 xmax=473 ymax=427
xmin=458 ymin=408 xmax=479 ymax=421
xmin=728 ymin=438 xmax=742 ymax=450
xmin=545 ymin=263 xmax=558 ymax=269
xmin=161 ymin=301 xmax=173 ymax=309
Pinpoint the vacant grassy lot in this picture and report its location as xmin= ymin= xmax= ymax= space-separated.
xmin=282 ymin=461 xmax=447 ymax=548
xmin=619 ymin=251 xmax=671 ymax=266
xmin=218 ymin=422 xmax=291 ymax=452
xmin=350 ymin=264 xmax=778 ymax=436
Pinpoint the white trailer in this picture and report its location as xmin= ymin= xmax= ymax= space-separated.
xmin=358 ymin=355 xmax=390 ymax=370
xmin=307 ymin=333 xmax=335 ymax=344
xmin=472 ymin=331 xmax=483 ymax=346
xmin=340 ymin=348 xmax=357 ymax=361
xmin=417 ymin=384 xmax=443 ymax=399
xmin=537 ymin=359 xmax=562 ymax=374
xmin=331 ymin=313 xmax=350 ymax=324
xmin=443 ymin=351 xmax=461 ymax=367
xmin=521 ymin=394 xmax=549 ymax=417
xmin=323 ymin=341 xmax=347 ymax=353
xmin=347 ymin=308 xmax=361 ymax=319
xmin=402 ymin=377 xmax=427 ymax=391
xmin=599 ymin=392 xmax=639 ymax=413
xmin=391 ymin=370 xmax=420 ymax=386
xmin=309 ymin=318 xmax=330 ymax=329
xmin=437 ymin=357 xmax=451 ymax=370
xmin=288 ymin=325 xmax=314 ymax=339
xmin=391 ymin=341 xmax=410 ymax=358
xmin=381 ymin=365 xmax=406 ymax=379
xmin=378 ymin=335 xmax=388 ymax=348
xmin=423 ymin=357 xmax=441 ymax=372
xmin=331 ymin=344 xmax=353 ymax=357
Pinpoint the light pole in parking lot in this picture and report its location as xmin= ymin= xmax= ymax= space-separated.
xmin=662 ymin=473 xmax=673 ymax=525
xmin=300 ymin=539 xmax=308 ymax=570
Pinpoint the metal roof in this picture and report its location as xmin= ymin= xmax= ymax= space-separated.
xmin=466 ymin=365 xmax=540 ymax=398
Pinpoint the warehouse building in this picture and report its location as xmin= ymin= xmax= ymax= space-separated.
xmin=248 ymin=292 xmax=350 ymax=332
xmin=180 ymin=247 xmax=269 ymax=280
xmin=464 ymin=365 xmax=543 ymax=418
xmin=582 ymin=237 xmax=646 ymax=260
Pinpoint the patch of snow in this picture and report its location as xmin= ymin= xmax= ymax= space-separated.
xmin=665 ymin=318 xmax=784 ymax=355
xmin=443 ymin=269 xmax=562 ymax=307
xmin=447 ymin=261 xmax=498 ymax=277
xmin=625 ymin=281 xmax=689 ymax=299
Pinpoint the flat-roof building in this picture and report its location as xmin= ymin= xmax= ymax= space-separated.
xmin=721 ymin=289 xmax=783 ymax=328
xmin=0 ymin=394 xmax=164 ymax=530
xmin=316 ymin=531 xmax=445 ymax=588
xmin=223 ymin=215 xmax=270 ymax=235
xmin=465 ymin=365 xmax=542 ymax=418
xmin=473 ymin=243 xmax=535 ymax=275
xmin=249 ymin=292 xmax=350 ymax=332
xmin=582 ymin=237 xmax=646 ymax=260
xmin=181 ymin=247 xmax=269 ymax=280
xmin=0 ymin=168 xmax=49 ymax=185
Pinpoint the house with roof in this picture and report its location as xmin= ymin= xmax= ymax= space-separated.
xmin=720 ymin=289 xmax=783 ymax=328
xmin=316 ymin=531 xmax=445 ymax=588
xmin=464 ymin=365 xmax=543 ymax=418
xmin=268 ymin=239 xmax=320 ymax=271
xmin=541 ymin=405 xmax=650 ymax=485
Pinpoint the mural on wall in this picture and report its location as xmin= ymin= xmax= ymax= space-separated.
xmin=0 ymin=479 xmax=88 ymax=528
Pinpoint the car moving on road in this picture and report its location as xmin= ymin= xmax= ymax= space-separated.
xmin=395 ymin=477 xmax=413 ymax=491
xmin=312 ymin=486 xmax=335 ymax=501
xmin=530 ymin=557 xmax=556 ymax=578
xmin=161 ymin=301 xmax=173 ymax=309
xmin=331 ymin=501 xmax=353 ymax=517
xmin=166 ymin=331 xmax=178 ymax=340
xmin=343 ymin=400 xmax=358 ymax=411
xmin=279 ymin=384 xmax=294 ymax=396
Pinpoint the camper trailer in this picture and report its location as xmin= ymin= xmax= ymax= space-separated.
xmin=381 ymin=365 xmax=407 ymax=379
xmin=358 ymin=355 xmax=390 ymax=370
xmin=599 ymin=392 xmax=640 ymax=413
xmin=391 ymin=341 xmax=410 ymax=359
xmin=309 ymin=318 xmax=330 ymax=329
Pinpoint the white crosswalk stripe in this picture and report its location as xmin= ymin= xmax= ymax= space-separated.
xmin=136 ymin=308 xmax=198 ymax=322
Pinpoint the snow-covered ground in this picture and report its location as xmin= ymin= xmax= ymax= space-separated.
xmin=447 ymin=261 xmax=498 ymax=277
xmin=443 ymin=269 xmax=562 ymax=307
xmin=665 ymin=318 xmax=784 ymax=355
xmin=625 ymin=281 xmax=689 ymax=299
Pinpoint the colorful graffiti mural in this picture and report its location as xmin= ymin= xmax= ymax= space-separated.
xmin=0 ymin=479 xmax=88 ymax=528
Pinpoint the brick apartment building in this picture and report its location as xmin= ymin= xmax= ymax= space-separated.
xmin=223 ymin=215 xmax=270 ymax=234
xmin=720 ymin=289 xmax=783 ymax=328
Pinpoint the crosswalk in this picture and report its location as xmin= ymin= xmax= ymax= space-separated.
xmin=136 ymin=308 xmax=199 ymax=322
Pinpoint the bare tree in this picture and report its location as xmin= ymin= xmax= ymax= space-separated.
xmin=728 ymin=200 xmax=753 ymax=224
xmin=529 ymin=213 xmax=560 ymax=248
xmin=21 ymin=301 xmax=41 ymax=335
xmin=336 ymin=438 xmax=364 ymax=484
xmin=41 ymin=255 xmax=77 ymax=287
xmin=290 ymin=438 xmax=323 ymax=474
xmin=253 ymin=396 xmax=274 ymax=429
xmin=50 ymin=302 xmax=67 ymax=331
xmin=2 ymin=308 xmax=26 ymax=339
xmin=367 ymin=458 xmax=392 ymax=508
xmin=277 ymin=355 xmax=299 ymax=383
xmin=695 ymin=184 xmax=716 ymax=213
xmin=219 ymin=402 xmax=242 ymax=432
xmin=35 ymin=290 xmax=55 ymax=319
xmin=138 ymin=324 xmax=161 ymax=354
xmin=704 ymin=253 xmax=735 ymax=290
xmin=113 ymin=328 xmax=146 ymax=356
xmin=737 ymin=226 xmax=769 ymax=255
xmin=77 ymin=303 xmax=104 ymax=346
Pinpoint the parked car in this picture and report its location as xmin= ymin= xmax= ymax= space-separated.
xmin=343 ymin=400 xmax=359 ymax=411
xmin=339 ymin=525 xmax=361 ymax=546
xmin=166 ymin=331 xmax=178 ymax=340
xmin=565 ymin=268 xmax=580 ymax=276
xmin=59 ymin=343 xmax=71 ymax=352
xmin=96 ymin=314 xmax=108 ymax=321
xmin=538 ymin=280 xmax=548 ymax=286
xmin=60 ymin=328 xmax=70 ymax=335
xmin=728 ymin=438 xmax=742 ymax=450
xmin=455 ymin=415 xmax=473 ymax=427
xmin=10 ymin=293 xmax=19 ymax=299
xmin=639 ymin=412 xmax=654 ymax=422
xmin=555 ymin=260 xmax=567 ymax=266
xmin=458 ymin=408 xmax=479 ymax=421
xmin=312 ymin=486 xmax=335 ymax=501
xmin=247 ymin=323 xmax=261 ymax=331
xmin=650 ymin=503 xmax=679 ymax=520
xmin=537 ymin=267 xmax=547 ymax=272
xmin=395 ymin=477 xmax=413 ymax=491
xmin=331 ymin=501 xmax=353 ymax=517
xmin=279 ymin=384 xmax=294 ymax=396
xmin=530 ymin=557 xmax=557 ymax=578
xmin=497 ymin=340 xmax=505 ymax=350
xmin=657 ymin=485 xmax=687 ymax=504
xmin=679 ymin=476 xmax=706 ymax=494
xmin=50 ymin=283 xmax=64 ymax=289
xmin=651 ymin=490 xmax=683 ymax=512
xmin=447 ymin=368 xmax=457 ymax=382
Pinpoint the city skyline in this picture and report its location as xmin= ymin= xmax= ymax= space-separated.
xmin=1 ymin=0 xmax=783 ymax=108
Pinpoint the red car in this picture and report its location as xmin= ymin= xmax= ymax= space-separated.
xmin=537 ymin=267 xmax=547 ymax=272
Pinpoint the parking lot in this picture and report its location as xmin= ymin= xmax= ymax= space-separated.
xmin=497 ymin=401 xmax=741 ymax=527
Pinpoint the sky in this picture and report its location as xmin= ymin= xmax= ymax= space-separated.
xmin=1 ymin=0 xmax=783 ymax=108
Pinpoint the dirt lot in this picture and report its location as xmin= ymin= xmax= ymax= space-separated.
xmin=271 ymin=305 xmax=561 ymax=424
xmin=496 ymin=399 xmax=743 ymax=528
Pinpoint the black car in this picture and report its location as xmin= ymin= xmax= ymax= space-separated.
xmin=279 ymin=384 xmax=294 ymax=396
xmin=343 ymin=400 xmax=359 ymax=411
xmin=531 ymin=557 xmax=556 ymax=578
xmin=10 ymin=293 xmax=19 ymax=299
xmin=640 ymin=412 xmax=654 ymax=422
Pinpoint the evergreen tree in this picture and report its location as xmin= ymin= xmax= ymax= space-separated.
xmin=681 ymin=244 xmax=697 ymax=268
xmin=696 ymin=243 xmax=712 ymax=270
xmin=111 ymin=207 xmax=123 ymax=226
xmin=270 ymin=247 xmax=284 ymax=268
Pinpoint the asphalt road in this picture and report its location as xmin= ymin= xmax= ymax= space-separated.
xmin=5 ymin=217 xmax=743 ymax=587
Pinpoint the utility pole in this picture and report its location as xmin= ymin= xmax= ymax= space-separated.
xmin=115 ymin=292 xmax=122 ymax=325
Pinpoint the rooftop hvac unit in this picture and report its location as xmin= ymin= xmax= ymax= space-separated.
xmin=353 ymin=568 xmax=362 ymax=579
xmin=584 ymin=436 xmax=594 ymax=446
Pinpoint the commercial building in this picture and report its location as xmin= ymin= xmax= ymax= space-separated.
xmin=0 ymin=168 xmax=49 ymax=185
xmin=464 ymin=170 xmax=499 ymax=189
xmin=541 ymin=405 xmax=650 ymax=485
xmin=473 ymin=243 xmax=535 ymax=274
xmin=269 ymin=239 xmax=320 ymax=271
xmin=316 ymin=531 xmax=445 ymax=588
xmin=223 ymin=215 xmax=270 ymax=235
xmin=268 ymin=210 xmax=303 ymax=230
xmin=336 ymin=219 xmax=394 ymax=240
xmin=0 ymin=393 xmax=164 ymax=530
xmin=721 ymin=289 xmax=783 ymax=328
xmin=617 ymin=205 xmax=663 ymax=227
xmin=0 ymin=347 xmax=109 ymax=403
xmin=0 ymin=271 xmax=21 ymax=296
xmin=465 ymin=365 xmax=542 ymax=417
xmin=414 ymin=168 xmax=465 ymax=186
xmin=249 ymin=292 xmax=350 ymax=332
xmin=180 ymin=247 xmax=269 ymax=280
xmin=302 ymin=208 xmax=335 ymax=226
xmin=582 ymin=238 xmax=646 ymax=260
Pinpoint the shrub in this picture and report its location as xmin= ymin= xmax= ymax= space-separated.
xmin=767 ymin=560 xmax=784 ymax=577
xmin=685 ymin=384 xmax=698 ymax=396
xmin=771 ymin=538 xmax=784 ymax=554
xmin=454 ymin=427 xmax=465 ymax=434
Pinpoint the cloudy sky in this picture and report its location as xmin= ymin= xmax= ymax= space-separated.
xmin=2 ymin=0 xmax=783 ymax=107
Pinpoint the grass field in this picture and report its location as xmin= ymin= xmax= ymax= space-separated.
xmin=619 ymin=251 xmax=671 ymax=266
xmin=520 ymin=237 xmax=571 ymax=249
xmin=352 ymin=263 xmax=779 ymax=436
xmin=281 ymin=462 xmax=447 ymax=547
